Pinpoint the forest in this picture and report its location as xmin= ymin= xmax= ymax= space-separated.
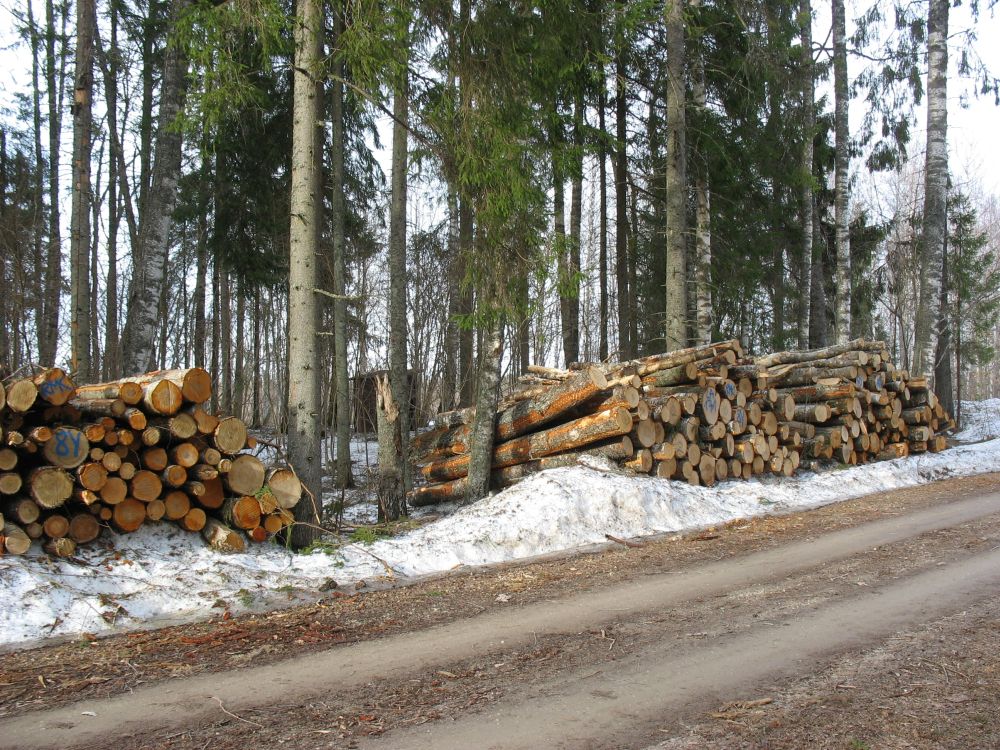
xmin=1 ymin=0 xmax=999 ymax=544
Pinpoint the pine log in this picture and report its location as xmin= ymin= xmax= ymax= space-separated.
xmin=412 ymin=424 xmax=470 ymax=457
xmin=495 ymin=367 xmax=609 ymax=442
xmin=3 ymin=523 xmax=31 ymax=555
xmin=171 ymin=443 xmax=200 ymax=468
xmin=223 ymin=454 xmax=266 ymax=495
xmin=5 ymin=379 xmax=38 ymax=413
xmin=222 ymin=496 xmax=262 ymax=530
xmin=0 ymin=472 xmax=21 ymax=495
xmin=265 ymin=467 xmax=302 ymax=509
xmin=189 ymin=464 xmax=219 ymax=481
xmin=6 ymin=497 xmax=40 ymax=525
xmin=142 ymin=447 xmax=169 ymax=472
xmin=69 ymin=397 xmax=126 ymax=418
xmin=163 ymin=490 xmax=192 ymax=520
xmin=130 ymin=470 xmax=163 ymax=502
xmin=162 ymin=465 xmax=188 ymax=488
xmin=187 ymin=404 xmax=220 ymax=435
xmin=42 ymin=514 xmax=70 ymax=539
xmin=97 ymin=476 xmax=128 ymax=505
xmin=41 ymin=427 xmax=90 ymax=469
xmin=754 ymin=339 xmax=885 ymax=368
xmin=112 ymin=498 xmax=146 ymax=532
xmin=201 ymin=518 xmax=247 ymax=552
xmin=72 ymin=381 xmax=144 ymax=405
xmin=421 ymin=406 xmax=634 ymax=482
xmin=190 ymin=476 xmax=225 ymax=509
xmin=76 ymin=462 xmax=108 ymax=491
xmin=213 ymin=416 xmax=248 ymax=454
xmin=68 ymin=513 xmax=101 ymax=544
xmin=617 ymin=340 xmax=742 ymax=378
xmin=149 ymin=413 xmax=198 ymax=440
xmin=180 ymin=507 xmax=207 ymax=532
xmin=248 ymin=526 xmax=269 ymax=543
xmin=0 ymin=449 xmax=16 ymax=471
xmin=29 ymin=467 xmax=74 ymax=508
xmin=145 ymin=499 xmax=166 ymax=521
xmin=31 ymin=368 xmax=76 ymax=406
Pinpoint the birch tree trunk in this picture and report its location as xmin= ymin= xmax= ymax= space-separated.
xmin=26 ymin=0 xmax=46 ymax=363
xmin=286 ymin=0 xmax=323 ymax=547
xmin=832 ymin=0 xmax=851 ymax=345
xmin=120 ymin=0 xmax=188 ymax=375
xmin=70 ymin=0 xmax=95 ymax=381
xmin=387 ymin=46 xmax=411 ymax=508
xmin=103 ymin=0 xmax=121 ymax=380
xmin=330 ymin=9 xmax=353 ymax=489
xmin=798 ymin=0 xmax=814 ymax=349
xmin=664 ymin=0 xmax=688 ymax=350
xmin=916 ymin=0 xmax=949 ymax=379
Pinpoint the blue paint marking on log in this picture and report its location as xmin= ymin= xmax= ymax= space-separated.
xmin=39 ymin=376 xmax=72 ymax=399
xmin=53 ymin=428 xmax=83 ymax=458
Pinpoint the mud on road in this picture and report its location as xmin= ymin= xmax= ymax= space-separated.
xmin=2 ymin=472 xmax=1000 ymax=749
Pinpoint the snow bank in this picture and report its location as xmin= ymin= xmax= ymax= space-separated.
xmin=3 ymin=436 xmax=999 ymax=649
xmin=954 ymin=399 xmax=1000 ymax=443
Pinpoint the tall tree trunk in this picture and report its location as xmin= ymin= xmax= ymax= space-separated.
xmin=287 ymin=0 xmax=323 ymax=548
xmin=664 ymin=0 xmax=687 ymax=349
xmin=193 ymin=148 xmax=209 ymax=368
xmin=916 ymin=0 xmax=949 ymax=379
xmin=692 ymin=37 xmax=711 ymax=345
xmin=220 ymin=267 xmax=232 ymax=412
xmin=442 ymin=188 xmax=459 ymax=410
xmin=234 ymin=279 xmax=246 ymax=417
xmin=935 ymin=227 xmax=953 ymax=413
xmin=614 ymin=8 xmax=631 ymax=359
xmin=138 ymin=0 xmax=158 ymax=216
xmin=330 ymin=10 xmax=353 ymax=488
xmin=104 ymin=0 xmax=120 ymax=380
xmin=553 ymin=148 xmax=568 ymax=364
xmin=40 ymin=0 xmax=66 ymax=365
xmin=565 ymin=91 xmax=584 ymax=365
xmin=252 ymin=295 xmax=261 ymax=426
xmin=465 ymin=322 xmax=502 ymax=503
xmin=458 ymin=199 xmax=475 ymax=406
xmin=597 ymin=68 xmax=609 ymax=361
xmin=70 ymin=0 xmax=95 ymax=381
xmin=386 ymin=47 xmax=411 ymax=515
xmin=26 ymin=0 xmax=46 ymax=363
xmin=798 ymin=0 xmax=814 ymax=349
xmin=832 ymin=0 xmax=851 ymax=345
xmin=120 ymin=0 xmax=188 ymax=375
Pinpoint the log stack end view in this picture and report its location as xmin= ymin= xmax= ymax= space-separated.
xmin=0 ymin=367 xmax=301 ymax=556
xmin=409 ymin=339 xmax=954 ymax=504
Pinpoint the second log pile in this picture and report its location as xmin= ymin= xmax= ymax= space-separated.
xmin=409 ymin=339 xmax=953 ymax=505
xmin=0 ymin=367 xmax=302 ymax=557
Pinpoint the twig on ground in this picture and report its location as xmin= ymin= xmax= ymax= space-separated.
xmin=605 ymin=534 xmax=644 ymax=549
xmin=211 ymin=696 xmax=263 ymax=728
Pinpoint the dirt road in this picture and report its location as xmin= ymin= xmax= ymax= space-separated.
xmin=3 ymin=474 xmax=1000 ymax=749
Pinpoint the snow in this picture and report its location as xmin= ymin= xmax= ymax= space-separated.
xmin=3 ymin=428 xmax=1000 ymax=650
xmin=953 ymin=399 xmax=1000 ymax=443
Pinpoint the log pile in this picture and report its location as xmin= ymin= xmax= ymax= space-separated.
xmin=0 ymin=367 xmax=301 ymax=556
xmin=408 ymin=339 xmax=954 ymax=505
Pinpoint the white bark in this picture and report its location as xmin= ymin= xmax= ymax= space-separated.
xmin=120 ymin=0 xmax=188 ymax=375
xmin=915 ymin=0 xmax=949 ymax=378
xmin=692 ymin=30 xmax=711 ymax=346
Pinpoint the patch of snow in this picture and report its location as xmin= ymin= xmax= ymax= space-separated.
xmin=953 ymin=399 xmax=1000 ymax=443
xmin=3 ymin=433 xmax=1000 ymax=649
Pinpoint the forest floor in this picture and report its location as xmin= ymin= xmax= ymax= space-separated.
xmin=2 ymin=472 xmax=1000 ymax=749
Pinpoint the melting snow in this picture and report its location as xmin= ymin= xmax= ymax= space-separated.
xmin=2 ymin=427 xmax=1000 ymax=649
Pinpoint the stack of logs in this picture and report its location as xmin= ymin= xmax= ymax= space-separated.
xmin=0 ymin=367 xmax=302 ymax=556
xmin=409 ymin=339 xmax=953 ymax=505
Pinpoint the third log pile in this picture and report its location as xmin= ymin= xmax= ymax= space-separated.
xmin=408 ymin=339 xmax=953 ymax=504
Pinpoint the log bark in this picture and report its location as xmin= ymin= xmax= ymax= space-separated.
xmin=201 ymin=517 xmax=246 ymax=552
